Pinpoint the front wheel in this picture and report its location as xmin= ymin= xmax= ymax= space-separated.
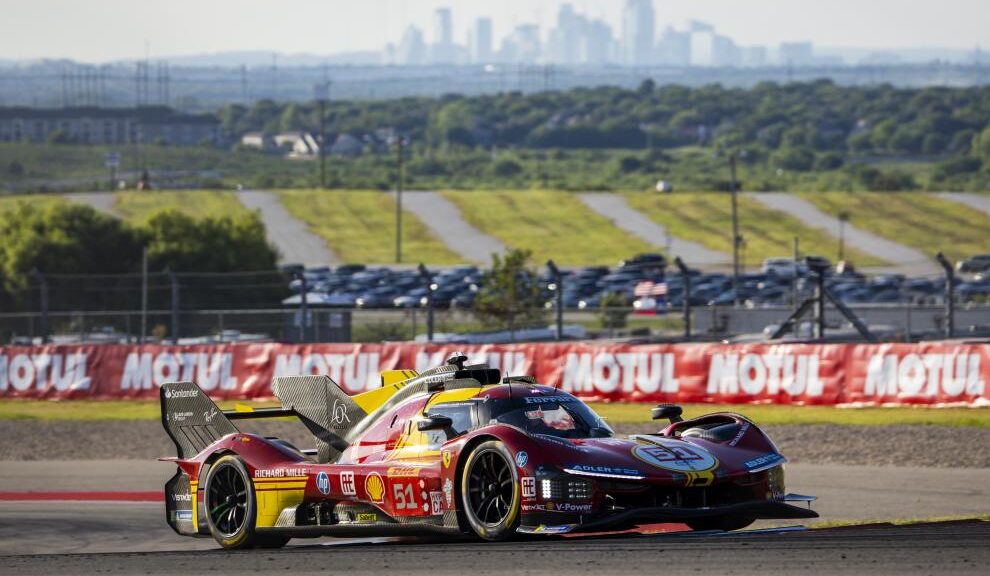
xmin=686 ymin=515 xmax=755 ymax=532
xmin=203 ymin=455 xmax=288 ymax=549
xmin=459 ymin=440 xmax=521 ymax=541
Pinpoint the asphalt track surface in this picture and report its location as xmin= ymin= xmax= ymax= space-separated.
xmin=396 ymin=190 xmax=507 ymax=263
xmin=1 ymin=514 xmax=987 ymax=576
xmin=236 ymin=189 xmax=338 ymax=266
xmin=938 ymin=192 xmax=990 ymax=217
xmin=1 ymin=461 xmax=989 ymax=574
xmin=747 ymin=192 xmax=937 ymax=275
xmin=578 ymin=192 xmax=730 ymax=266
xmin=64 ymin=191 xmax=119 ymax=217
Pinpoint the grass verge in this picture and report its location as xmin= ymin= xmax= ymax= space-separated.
xmin=623 ymin=191 xmax=884 ymax=267
xmin=113 ymin=190 xmax=250 ymax=222
xmin=441 ymin=189 xmax=657 ymax=266
xmin=2 ymin=399 xmax=987 ymax=427
xmin=797 ymin=192 xmax=990 ymax=264
xmin=277 ymin=189 xmax=463 ymax=265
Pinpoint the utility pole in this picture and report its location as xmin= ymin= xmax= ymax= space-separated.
xmin=837 ymin=212 xmax=850 ymax=262
xmin=314 ymin=82 xmax=329 ymax=189
xmin=418 ymin=264 xmax=434 ymax=342
xmin=728 ymin=153 xmax=741 ymax=306
xmin=33 ymin=270 xmax=49 ymax=344
xmin=674 ymin=257 xmax=692 ymax=341
xmin=395 ymin=136 xmax=406 ymax=263
xmin=167 ymin=268 xmax=179 ymax=342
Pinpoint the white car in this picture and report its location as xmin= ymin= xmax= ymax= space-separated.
xmin=762 ymin=258 xmax=802 ymax=279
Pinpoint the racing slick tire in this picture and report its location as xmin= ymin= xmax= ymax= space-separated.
xmin=686 ymin=515 xmax=756 ymax=532
xmin=203 ymin=455 xmax=289 ymax=549
xmin=459 ymin=440 xmax=522 ymax=541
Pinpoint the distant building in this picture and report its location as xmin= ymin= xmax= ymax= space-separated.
xmin=499 ymin=24 xmax=541 ymax=63
xmin=658 ymin=26 xmax=691 ymax=66
xmin=582 ymin=20 xmax=614 ymax=65
xmin=398 ymin=26 xmax=427 ymax=65
xmin=470 ymin=17 xmax=493 ymax=64
xmin=779 ymin=42 xmax=814 ymax=66
xmin=0 ymin=106 xmax=220 ymax=146
xmin=329 ymin=133 xmax=363 ymax=157
xmin=430 ymin=8 xmax=455 ymax=64
xmin=622 ymin=0 xmax=655 ymax=66
xmin=274 ymin=132 xmax=320 ymax=158
xmin=741 ymin=46 xmax=768 ymax=67
xmin=240 ymin=131 xmax=274 ymax=151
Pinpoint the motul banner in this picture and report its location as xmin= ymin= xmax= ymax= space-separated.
xmin=0 ymin=341 xmax=987 ymax=406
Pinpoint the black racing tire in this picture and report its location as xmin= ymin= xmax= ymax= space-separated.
xmin=686 ymin=515 xmax=756 ymax=532
xmin=204 ymin=455 xmax=288 ymax=549
xmin=459 ymin=440 xmax=522 ymax=541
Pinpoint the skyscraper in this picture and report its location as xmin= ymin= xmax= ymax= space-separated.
xmin=397 ymin=26 xmax=426 ymax=65
xmin=622 ymin=0 xmax=655 ymax=66
xmin=431 ymin=8 xmax=454 ymax=64
xmin=471 ymin=18 xmax=493 ymax=64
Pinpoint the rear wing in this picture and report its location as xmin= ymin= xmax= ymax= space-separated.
xmin=160 ymin=354 xmax=504 ymax=462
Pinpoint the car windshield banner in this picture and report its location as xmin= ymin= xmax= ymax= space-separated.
xmin=0 ymin=341 xmax=986 ymax=406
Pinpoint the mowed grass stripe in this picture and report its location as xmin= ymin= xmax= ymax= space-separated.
xmin=798 ymin=192 xmax=990 ymax=263
xmin=277 ymin=190 xmax=463 ymax=265
xmin=441 ymin=190 xmax=656 ymax=266
xmin=1 ymin=399 xmax=987 ymax=427
xmin=623 ymin=192 xmax=884 ymax=267
xmin=113 ymin=190 xmax=250 ymax=222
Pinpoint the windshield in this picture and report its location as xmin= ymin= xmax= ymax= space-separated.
xmin=490 ymin=395 xmax=613 ymax=439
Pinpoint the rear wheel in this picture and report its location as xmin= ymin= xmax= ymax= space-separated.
xmin=686 ymin=515 xmax=755 ymax=532
xmin=204 ymin=455 xmax=288 ymax=549
xmin=459 ymin=440 xmax=521 ymax=541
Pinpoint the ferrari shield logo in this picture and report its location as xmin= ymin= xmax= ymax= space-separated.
xmin=442 ymin=451 xmax=452 ymax=469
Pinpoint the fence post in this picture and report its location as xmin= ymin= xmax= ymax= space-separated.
xmin=547 ymin=260 xmax=563 ymax=341
xmin=295 ymin=272 xmax=308 ymax=343
xmin=935 ymin=252 xmax=954 ymax=339
xmin=167 ymin=268 xmax=180 ymax=342
xmin=33 ymin=269 xmax=49 ymax=344
xmin=418 ymin=264 xmax=434 ymax=342
xmin=674 ymin=257 xmax=691 ymax=341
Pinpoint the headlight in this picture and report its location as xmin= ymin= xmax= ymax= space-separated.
xmin=767 ymin=465 xmax=785 ymax=501
xmin=541 ymin=477 xmax=593 ymax=501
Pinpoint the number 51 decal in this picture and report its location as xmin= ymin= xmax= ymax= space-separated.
xmin=392 ymin=483 xmax=417 ymax=509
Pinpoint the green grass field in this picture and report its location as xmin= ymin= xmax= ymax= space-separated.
xmin=277 ymin=189 xmax=463 ymax=264
xmin=112 ymin=190 xmax=251 ymax=222
xmin=1 ymin=399 xmax=986 ymax=427
xmin=623 ymin=191 xmax=885 ymax=267
xmin=0 ymin=192 xmax=65 ymax=213
xmin=442 ymin=190 xmax=657 ymax=266
xmin=798 ymin=192 xmax=990 ymax=263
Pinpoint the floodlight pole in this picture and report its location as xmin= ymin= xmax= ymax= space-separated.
xmin=140 ymin=246 xmax=148 ymax=344
xmin=838 ymin=212 xmax=850 ymax=261
xmin=33 ymin=270 xmax=49 ymax=344
xmin=547 ymin=260 xmax=563 ymax=341
xmin=296 ymin=272 xmax=308 ymax=343
xmin=935 ymin=252 xmax=955 ymax=339
xmin=395 ymin=137 xmax=406 ymax=264
xmin=166 ymin=268 xmax=179 ymax=342
xmin=729 ymin=153 xmax=741 ymax=307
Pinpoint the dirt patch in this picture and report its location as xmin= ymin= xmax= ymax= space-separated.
xmin=1 ymin=420 xmax=986 ymax=468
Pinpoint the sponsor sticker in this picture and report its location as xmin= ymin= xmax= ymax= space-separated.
xmin=171 ymin=492 xmax=191 ymax=502
xmin=744 ymin=452 xmax=785 ymax=471
xmin=533 ymin=524 xmax=574 ymax=534
xmin=254 ymin=468 xmax=306 ymax=479
xmin=524 ymin=395 xmax=573 ymax=404
xmin=316 ymin=471 xmax=330 ymax=495
xmin=365 ymin=472 xmax=385 ymax=504
xmin=165 ymin=388 xmax=198 ymax=399
xmin=443 ymin=478 xmax=454 ymax=506
xmin=632 ymin=440 xmax=718 ymax=473
xmin=340 ymin=471 xmax=356 ymax=496
xmin=176 ymin=510 xmax=193 ymax=521
xmin=387 ymin=466 xmax=421 ymax=478
xmin=548 ymin=502 xmax=593 ymax=513
xmin=430 ymin=491 xmax=443 ymax=515
xmin=521 ymin=477 xmax=536 ymax=498
xmin=568 ymin=464 xmax=642 ymax=477
xmin=356 ymin=513 xmax=377 ymax=523
xmin=515 ymin=451 xmax=529 ymax=468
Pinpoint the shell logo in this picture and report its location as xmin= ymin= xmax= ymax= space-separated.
xmin=365 ymin=472 xmax=385 ymax=503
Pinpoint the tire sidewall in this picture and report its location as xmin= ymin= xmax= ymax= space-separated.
xmin=459 ymin=440 xmax=521 ymax=541
xmin=204 ymin=454 xmax=258 ymax=549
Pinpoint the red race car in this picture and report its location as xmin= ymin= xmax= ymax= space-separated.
xmin=160 ymin=353 xmax=817 ymax=549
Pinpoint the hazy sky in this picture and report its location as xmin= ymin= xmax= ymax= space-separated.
xmin=3 ymin=0 xmax=987 ymax=62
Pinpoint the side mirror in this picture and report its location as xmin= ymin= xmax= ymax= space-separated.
xmin=417 ymin=414 xmax=454 ymax=433
xmin=651 ymin=404 xmax=683 ymax=423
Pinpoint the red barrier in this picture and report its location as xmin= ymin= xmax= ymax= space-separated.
xmin=0 ymin=342 xmax=987 ymax=406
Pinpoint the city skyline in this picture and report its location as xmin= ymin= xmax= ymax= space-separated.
xmin=1 ymin=0 xmax=987 ymax=64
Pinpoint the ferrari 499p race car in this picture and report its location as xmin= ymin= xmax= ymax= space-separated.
xmin=160 ymin=354 xmax=817 ymax=549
